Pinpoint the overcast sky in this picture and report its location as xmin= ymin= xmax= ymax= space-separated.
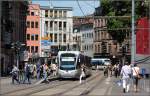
xmin=32 ymin=0 xmax=100 ymax=16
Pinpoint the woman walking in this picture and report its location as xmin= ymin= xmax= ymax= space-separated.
xmin=132 ymin=64 xmax=140 ymax=92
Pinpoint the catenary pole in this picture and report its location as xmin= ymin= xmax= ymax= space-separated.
xmin=131 ymin=0 xmax=136 ymax=65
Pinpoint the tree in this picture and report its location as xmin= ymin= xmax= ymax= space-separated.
xmin=100 ymin=0 xmax=148 ymax=43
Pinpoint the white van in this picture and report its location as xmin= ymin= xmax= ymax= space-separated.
xmin=91 ymin=58 xmax=111 ymax=70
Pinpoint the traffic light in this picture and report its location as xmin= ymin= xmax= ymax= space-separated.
xmin=122 ymin=45 xmax=126 ymax=56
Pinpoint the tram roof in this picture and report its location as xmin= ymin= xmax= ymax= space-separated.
xmin=58 ymin=51 xmax=81 ymax=56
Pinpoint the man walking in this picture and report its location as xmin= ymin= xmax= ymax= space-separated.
xmin=43 ymin=63 xmax=49 ymax=83
xmin=10 ymin=65 xmax=20 ymax=84
xmin=23 ymin=63 xmax=31 ymax=84
xmin=36 ymin=60 xmax=41 ymax=80
xmin=120 ymin=62 xmax=132 ymax=93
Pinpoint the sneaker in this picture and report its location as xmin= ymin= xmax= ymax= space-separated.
xmin=123 ymin=88 xmax=126 ymax=93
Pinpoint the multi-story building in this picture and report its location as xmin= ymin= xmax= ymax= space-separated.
xmin=73 ymin=17 xmax=94 ymax=57
xmin=93 ymin=7 xmax=131 ymax=63
xmin=40 ymin=6 xmax=73 ymax=57
xmin=1 ymin=1 xmax=28 ymax=76
xmin=26 ymin=4 xmax=40 ymax=60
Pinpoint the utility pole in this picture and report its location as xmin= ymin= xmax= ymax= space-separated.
xmin=131 ymin=0 xmax=135 ymax=65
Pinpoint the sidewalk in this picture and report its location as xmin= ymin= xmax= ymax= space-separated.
xmin=110 ymin=77 xmax=150 ymax=95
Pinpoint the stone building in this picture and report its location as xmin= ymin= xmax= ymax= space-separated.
xmin=1 ymin=1 xmax=28 ymax=76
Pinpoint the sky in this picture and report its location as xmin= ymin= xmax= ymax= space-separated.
xmin=32 ymin=0 xmax=100 ymax=16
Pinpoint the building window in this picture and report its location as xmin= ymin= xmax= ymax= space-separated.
xmin=63 ymin=22 xmax=66 ymax=29
xmin=54 ymin=34 xmax=57 ymax=42
xmin=63 ymin=34 xmax=66 ymax=42
xmin=54 ymin=10 xmax=57 ymax=18
xmin=35 ymin=46 xmax=38 ymax=52
xmin=59 ymin=10 xmax=62 ymax=17
xmin=35 ymin=22 xmax=38 ymax=28
xmin=59 ymin=33 xmax=62 ymax=42
xmin=35 ymin=35 xmax=38 ymax=40
xmin=54 ymin=21 xmax=57 ymax=31
xmin=59 ymin=21 xmax=62 ymax=30
xmin=27 ymin=21 xmax=30 ymax=28
xmin=63 ymin=11 xmax=66 ymax=17
xmin=27 ymin=46 xmax=30 ymax=52
xmin=50 ymin=10 xmax=53 ymax=17
xmin=45 ymin=10 xmax=48 ymax=17
xmin=31 ymin=12 xmax=34 ymax=16
xmin=45 ymin=21 xmax=48 ymax=31
xmin=27 ymin=34 xmax=30 ymax=40
xmin=31 ymin=21 xmax=34 ymax=28
xmin=31 ymin=34 xmax=34 ymax=40
xmin=31 ymin=46 xmax=34 ymax=53
xmin=50 ymin=21 xmax=53 ymax=28
xmin=50 ymin=33 xmax=53 ymax=42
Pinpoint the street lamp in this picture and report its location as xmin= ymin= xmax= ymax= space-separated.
xmin=11 ymin=41 xmax=26 ymax=69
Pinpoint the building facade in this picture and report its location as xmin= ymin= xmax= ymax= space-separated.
xmin=73 ymin=17 xmax=94 ymax=57
xmin=40 ymin=6 xmax=73 ymax=57
xmin=93 ymin=7 xmax=131 ymax=63
xmin=1 ymin=1 xmax=28 ymax=76
xmin=26 ymin=4 xmax=40 ymax=60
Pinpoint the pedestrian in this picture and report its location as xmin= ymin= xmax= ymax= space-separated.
xmin=104 ymin=66 xmax=109 ymax=77
xmin=36 ymin=60 xmax=41 ymax=80
xmin=120 ymin=62 xmax=132 ymax=93
xmin=23 ymin=63 xmax=31 ymax=84
xmin=79 ymin=64 xmax=85 ymax=84
xmin=108 ymin=65 xmax=113 ymax=77
xmin=113 ymin=64 xmax=119 ymax=78
xmin=33 ymin=64 xmax=37 ymax=78
xmin=132 ymin=63 xmax=140 ymax=92
xmin=43 ymin=63 xmax=49 ymax=83
xmin=51 ymin=63 xmax=57 ymax=76
xmin=10 ymin=65 xmax=20 ymax=84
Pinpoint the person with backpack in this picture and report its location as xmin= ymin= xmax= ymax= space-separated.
xmin=23 ymin=63 xmax=31 ymax=84
xmin=10 ymin=65 xmax=20 ymax=84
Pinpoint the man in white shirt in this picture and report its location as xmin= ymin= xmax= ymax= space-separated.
xmin=120 ymin=62 xmax=132 ymax=93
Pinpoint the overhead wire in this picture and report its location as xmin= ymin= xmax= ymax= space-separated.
xmin=76 ymin=0 xmax=85 ymax=16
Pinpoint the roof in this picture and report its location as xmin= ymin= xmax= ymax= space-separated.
xmin=58 ymin=51 xmax=81 ymax=56
xmin=40 ymin=6 xmax=73 ymax=11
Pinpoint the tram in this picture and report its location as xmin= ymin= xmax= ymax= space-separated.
xmin=57 ymin=51 xmax=92 ymax=79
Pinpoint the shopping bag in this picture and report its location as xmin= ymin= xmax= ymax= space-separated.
xmin=116 ymin=79 xmax=122 ymax=87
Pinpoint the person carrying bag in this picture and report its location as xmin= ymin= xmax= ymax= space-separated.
xmin=132 ymin=64 xmax=141 ymax=92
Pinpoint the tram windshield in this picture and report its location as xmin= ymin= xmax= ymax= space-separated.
xmin=60 ymin=53 xmax=76 ymax=70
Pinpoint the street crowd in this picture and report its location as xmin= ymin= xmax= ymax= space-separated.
xmin=10 ymin=60 xmax=58 ymax=84
xmin=103 ymin=62 xmax=148 ymax=93
xmin=9 ymin=60 xmax=148 ymax=94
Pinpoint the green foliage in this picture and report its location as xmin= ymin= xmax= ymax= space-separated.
xmin=100 ymin=0 xmax=148 ymax=43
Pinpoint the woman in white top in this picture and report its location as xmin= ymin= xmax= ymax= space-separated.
xmin=132 ymin=64 xmax=140 ymax=92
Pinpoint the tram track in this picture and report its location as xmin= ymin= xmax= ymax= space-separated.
xmin=51 ymin=71 xmax=103 ymax=96
xmin=1 ymin=79 xmax=66 ymax=96
xmin=2 ymin=71 xmax=103 ymax=96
